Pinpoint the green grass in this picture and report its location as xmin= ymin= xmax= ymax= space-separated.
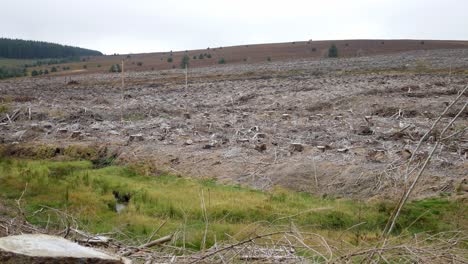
xmin=0 ymin=158 xmax=466 ymax=251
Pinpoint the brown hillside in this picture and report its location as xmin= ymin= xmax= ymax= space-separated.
xmin=44 ymin=39 xmax=468 ymax=75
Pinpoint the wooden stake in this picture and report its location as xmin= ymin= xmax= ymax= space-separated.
xmin=121 ymin=60 xmax=125 ymax=122
xmin=185 ymin=63 xmax=188 ymax=90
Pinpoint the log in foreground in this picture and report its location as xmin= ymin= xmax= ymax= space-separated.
xmin=0 ymin=234 xmax=129 ymax=264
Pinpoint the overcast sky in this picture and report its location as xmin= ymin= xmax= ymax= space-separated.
xmin=2 ymin=0 xmax=467 ymax=54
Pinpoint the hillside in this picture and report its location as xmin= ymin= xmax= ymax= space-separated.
xmin=0 ymin=38 xmax=102 ymax=59
xmin=43 ymin=39 xmax=468 ymax=75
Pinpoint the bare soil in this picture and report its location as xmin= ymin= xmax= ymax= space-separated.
xmin=1 ymin=48 xmax=467 ymax=199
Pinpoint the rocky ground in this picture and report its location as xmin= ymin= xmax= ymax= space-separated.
xmin=1 ymin=49 xmax=467 ymax=199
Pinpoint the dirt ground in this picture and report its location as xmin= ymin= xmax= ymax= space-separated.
xmin=1 ymin=48 xmax=467 ymax=199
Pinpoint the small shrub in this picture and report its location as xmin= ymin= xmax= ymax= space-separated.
xmin=267 ymin=57 xmax=271 ymax=62
xmin=218 ymin=58 xmax=226 ymax=64
xmin=109 ymin=64 xmax=122 ymax=73
xmin=180 ymin=55 xmax=190 ymax=69
xmin=193 ymin=55 xmax=197 ymax=60
xmin=51 ymin=67 xmax=57 ymax=72
xmin=167 ymin=57 xmax=173 ymax=63
xmin=311 ymin=47 xmax=317 ymax=52
xmin=198 ymin=54 xmax=204 ymax=59
xmin=207 ymin=54 xmax=212 ymax=58
xmin=97 ymin=64 xmax=101 ymax=68
xmin=44 ymin=69 xmax=49 ymax=74
xmin=83 ymin=65 xmax=87 ymax=69
xmin=328 ymin=44 xmax=338 ymax=58
xmin=137 ymin=62 xmax=143 ymax=66
xmin=420 ymin=41 xmax=425 ymax=45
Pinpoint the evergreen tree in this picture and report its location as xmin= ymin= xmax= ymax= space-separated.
xmin=0 ymin=38 xmax=102 ymax=59
xmin=180 ymin=55 xmax=190 ymax=69
xmin=328 ymin=44 xmax=338 ymax=58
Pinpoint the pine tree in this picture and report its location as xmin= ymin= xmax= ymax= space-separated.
xmin=328 ymin=44 xmax=338 ymax=58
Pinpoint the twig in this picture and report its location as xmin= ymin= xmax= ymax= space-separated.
xmin=189 ymin=231 xmax=290 ymax=263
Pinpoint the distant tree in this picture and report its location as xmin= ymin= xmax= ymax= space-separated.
xmin=206 ymin=54 xmax=212 ymax=58
xmin=180 ymin=55 xmax=190 ymax=69
xmin=51 ymin=66 xmax=57 ymax=72
xmin=31 ymin=70 xmax=39 ymax=76
xmin=83 ymin=65 xmax=87 ymax=69
xmin=0 ymin=38 xmax=102 ymax=59
xmin=311 ymin=47 xmax=317 ymax=52
xmin=198 ymin=54 xmax=204 ymax=59
xmin=167 ymin=57 xmax=173 ymax=63
xmin=328 ymin=44 xmax=338 ymax=58
xmin=193 ymin=55 xmax=197 ymax=59
xmin=218 ymin=58 xmax=226 ymax=64
xmin=38 ymin=70 xmax=43 ymax=75
xmin=44 ymin=69 xmax=49 ymax=74
xmin=267 ymin=57 xmax=271 ymax=62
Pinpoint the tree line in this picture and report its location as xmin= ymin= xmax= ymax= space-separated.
xmin=0 ymin=38 xmax=102 ymax=59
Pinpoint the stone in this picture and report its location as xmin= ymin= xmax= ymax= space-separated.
xmin=184 ymin=139 xmax=193 ymax=145
xmin=183 ymin=113 xmax=191 ymax=119
xmin=281 ymin=114 xmax=291 ymax=120
xmin=0 ymin=234 xmax=127 ymax=264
